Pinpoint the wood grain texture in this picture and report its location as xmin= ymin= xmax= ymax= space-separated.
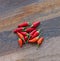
xmin=0 ymin=0 xmax=60 ymax=61
xmin=0 ymin=0 xmax=60 ymax=31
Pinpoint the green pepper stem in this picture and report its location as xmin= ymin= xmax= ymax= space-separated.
xmin=26 ymin=35 xmax=30 ymax=43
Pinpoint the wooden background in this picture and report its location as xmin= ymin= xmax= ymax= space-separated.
xmin=0 ymin=0 xmax=60 ymax=61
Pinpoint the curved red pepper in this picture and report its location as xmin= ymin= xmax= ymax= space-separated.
xmin=31 ymin=21 xmax=40 ymax=28
xmin=25 ymin=28 xmax=35 ymax=33
xmin=18 ymin=38 xmax=23 ymax=47
xmin=18 ymin=22 xmax=30 ymax=27
xmin=28 ymin=36 xmax=39 ymax=43
xmin=14 ymin=27 xmax=24 ymax=33
xmin=31 ymin=30 xmax=41 ymax=39
xmin=17 ymin=32 xmax=25 ymax=43
xmin=24 ymin=36 xmax=28 ymax=41
xmin=30 ymin=29 xmax=37 ymax=36
xmin=37 ymin=37 xmax=44 ymax=47
xmin=20 ymin=32 xmax=29 ymax=36
xmin=30 ymin=29 xmax=37 ymax=38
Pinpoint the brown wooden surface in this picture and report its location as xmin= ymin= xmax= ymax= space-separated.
xmin=0 ymin=0 xmax=60 ymax=61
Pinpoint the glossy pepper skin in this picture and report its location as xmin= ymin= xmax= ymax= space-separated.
xmin=31 ymin=30 xmax=41 ymax=39
xmin=20 ymin=32 xmax=29 ymax=36
xmin=24 ymin=36 xmax=28 ymax=41
xmin=30 ymin=29 xmax=37 ymax=36
xmin=28 ymin=36 xmax=39 ymax=43
xmin=37 ymin=37 xmax=44 ymax=47
xmin=17 ymin=32 xmax=25 ymax=43
xmin=18 ymin=38 xmax=23 ymax=47
xmin=14 ymin=27 xmax=24 ymax=33
xmin=25 ymin=28 xmax=35 ymax=33
xmin=31 ymin=21 xmax=40 ymax=28
xmin=18 ymin=22 xmax=30 ymax=27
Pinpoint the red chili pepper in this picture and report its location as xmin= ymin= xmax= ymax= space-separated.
xmin=18 ymin=38 xmax=23 ymax=47
xmin=24 ymin=36 xmax=28 ymax=41
xmin=17 ymin=32 xmax=25 ymax=43
xmin=31 ymin=29 xmax=41 ymax=39
xmin=18 ymin=22 xmax=30 ymax=27
xmin=25 ymin=28 xmax=35 ymax=33
xmin=14 ymin=27 xmax=25 ymax=33
xmin=28 ymin=36 xmax=39 ymax=43
xmin=20 ymin=32 xmax=29 ymax=36
xmin=30 ymin=29 xmax=37 ymax=36
xmin=31 ymin=21 xmax=40 ymax=28
xmin=37 ymin=37 xmax=44 ymax=47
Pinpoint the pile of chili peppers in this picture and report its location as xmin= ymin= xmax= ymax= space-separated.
xmin=13 ymin=21 xmax=44 ymax=48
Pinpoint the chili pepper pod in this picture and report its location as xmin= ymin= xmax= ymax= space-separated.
xmin=31 ymin=21 xmax=40 ymax=28
xmin=18 ymin=22 xmax=30 ymax=27
xmin=31 ymin=29 xmax=41 ymax=39
xmin=14 ymin=27 xmax=25 ymax=33
xmin=20 ymin=32 xmax=29 ymax=36
xmin=18 ymin=38 xmax=23 ymax=47
xmin=17 ymin=32 xmax=25 ymax=43
xmin=37 ymin=37 xmax=44 ymax=47
xmin=24 ymin=36 xmax=28 ymax=43
xmin=28 ymin=36 xmax=39 ymax=43
xmin=24 ymin=36 xmax=28 ymax=41
xmin=25 ymin=28 xmax=35 ymax=33
xmin=30 ymin=29 xmax=37 ymax=36
xmin=24 ymin=33 xmax=30 ymax=43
